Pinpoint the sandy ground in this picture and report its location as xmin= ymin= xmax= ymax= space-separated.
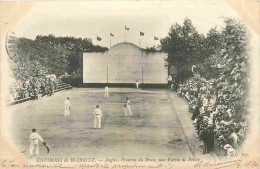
xmin=6 ymin=88 xmax=218 ymax=160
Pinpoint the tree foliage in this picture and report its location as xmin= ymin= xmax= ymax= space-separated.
xmin=14 ymin=37 xmax=69 ymax=76
xmin=7 ymin=34 xmax=108 ymax=80
xmin=216 ymin=18 xmax=248 ymax=121
xmin=144 ymin=46 xmax=162 ymax=52
xmin=35 ymin=35 xmax=108 ymax=74
xmin=201 ymin=27 xmax=224 ymax=79
xmin=160 ymin=18 xmax=205 ymax=80
xmin=162 ymin=17 xmax=248 ymax=124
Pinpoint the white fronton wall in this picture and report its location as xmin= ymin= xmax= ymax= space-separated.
xmin=83 ymin=42 xmax=168 ymax=84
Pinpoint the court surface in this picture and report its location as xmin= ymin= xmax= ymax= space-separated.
xmin=6 ymin=88 xmax=217 ymax=160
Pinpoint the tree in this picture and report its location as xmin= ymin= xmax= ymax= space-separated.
xmin=10 ymin=37 xmax=70 ymax=77
xmin=201 ymin=27 xmax=224 ymax=79
xmin=218 ymin=18 xmax=248 ymax=121
xmin=160 ymin=18 xmax=205 ymax=81
xmin=35 ymin=35 xmax=108 ymax=75
xmin=144 ymin=46 xmax=161 ymax=52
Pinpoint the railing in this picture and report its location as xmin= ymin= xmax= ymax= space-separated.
xmin=6 ymin=82 xmax=72 ymax=106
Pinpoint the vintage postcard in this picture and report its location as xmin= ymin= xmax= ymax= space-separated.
xmin=0 ymin=0 xmax=259 ymax=169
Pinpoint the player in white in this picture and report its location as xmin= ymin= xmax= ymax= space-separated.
xmin=93 ymin=105 xmax=103 ymax=129
xmin=104 ymin=86 xmax=109 ymax=98
xmin=29 ymin=128 xmax=45 ymax=158
xmin=64 ymin=97 xmax=70 ymax=117
xmin=124 ymin=97 xmax=133 ymax=117
xmin=136 ymin=81 xmax=140 ymax=89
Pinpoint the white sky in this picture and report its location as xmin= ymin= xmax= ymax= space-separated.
xmin=12 ymin=0 xmax=239 ymax=48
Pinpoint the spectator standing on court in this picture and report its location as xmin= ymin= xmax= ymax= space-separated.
xmin=104 ymin=86 xmax=109 ymax=98
xmin=167 ymin=75 xmax=172 ymax=89
xmin=199 ymin=125 xmax=211 ymax=154
xmin=136 ymin=81 xmax=140 ymax=89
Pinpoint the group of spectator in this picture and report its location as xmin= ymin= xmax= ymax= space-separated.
xmin=9 ymin=76 xmax=58 ymax=102
xmin=176 ymin=76 xmax=247 ymax=158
